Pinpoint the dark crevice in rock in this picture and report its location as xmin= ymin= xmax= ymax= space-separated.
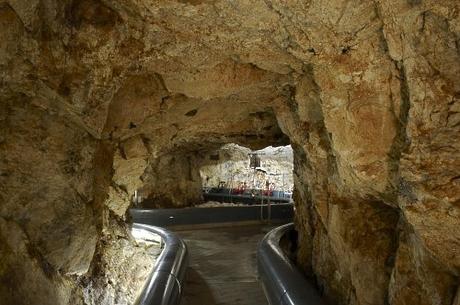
xmin=185 ymin=109 xmax=198 ymax=116
xmin=374 ymin=4 xmax=412 ymax=206
xmin=383 ymin=213 xmax=404 ymax=305
xmin=341 ymin=46 xmax=352 ymax=55
xmin=451 ymin=283 xmax=460 ymax=305
xmin=263 ymin=125 xmax=274 ymax=130
xmin=292 ymin=142 xmax=316 ymax=273
xmin=386 ymin=61 xmax=411 ymax=204
xmin=304 ymin=70 xmax=339 ymax=183
xmin=91 ymin=141 xmax=115 ymax=231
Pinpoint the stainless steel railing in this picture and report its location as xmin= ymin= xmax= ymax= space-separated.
xmin=258 ymin=223 xmax=325 ymax=305
xmin=132 ymin=223 xmax=188 ymax=305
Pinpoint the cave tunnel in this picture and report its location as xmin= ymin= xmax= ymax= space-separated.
xmin=0 ymin=1 xmax=459 ymax=305
xmin=134 ymin=143 xmax=295 ymax=209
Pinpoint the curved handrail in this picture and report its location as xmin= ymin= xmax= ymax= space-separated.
xmin=132 ymin=223 xmax=189 ymax=305
xmin=258 ymin=223 xmax=325 ymax=305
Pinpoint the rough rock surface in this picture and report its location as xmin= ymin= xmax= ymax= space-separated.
xmin=0 ymin=0 xmax=459 ymax=305
xmin=81 ymin=220 xmax=160 ymax=305
xmin=139 ymin=152 xmax=204 ymax=208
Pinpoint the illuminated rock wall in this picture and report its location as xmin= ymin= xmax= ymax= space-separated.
xmin=0 ymin=0 xmax=458 ymax=304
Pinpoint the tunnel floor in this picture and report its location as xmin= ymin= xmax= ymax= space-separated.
xmin=176 ymin=224 xmax=274 ymax=305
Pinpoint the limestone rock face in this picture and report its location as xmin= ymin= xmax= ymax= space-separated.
xmin=81 ymin=219 xmax=160 ymax=305
xmin=0 ymin=0 xmax=459 ymax=304
xmin=0 ymin=97 xmax=98 ymax=305
xmin=139 ymin=152 xmax=204 ymax=208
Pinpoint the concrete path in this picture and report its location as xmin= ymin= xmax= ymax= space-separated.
xmin=177 ymin=224 xmax=273 ymax=305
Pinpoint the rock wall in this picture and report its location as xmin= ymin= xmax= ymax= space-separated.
xmin=0 ymin=97 xmax=98 ymax=305
xmin=0 ymin=0 xmax=459 ymax=304
xmin=139 ymin=152 xmax=204 ymax=208
xmin=271 ymin=1 xmax=460 ymax=302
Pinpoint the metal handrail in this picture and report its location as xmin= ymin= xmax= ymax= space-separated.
xmin=132 ymin=223 xmax=189 ymax=305
xmin=257 ymin=223 xmax=325 ymax=305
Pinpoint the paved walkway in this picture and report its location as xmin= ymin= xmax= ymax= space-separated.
xmin=177 ymin=224 xmax=273 ymax=305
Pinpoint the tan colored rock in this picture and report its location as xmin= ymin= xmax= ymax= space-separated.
xmin=0 ymin=0 xmax=459 ymax=304
xmin=121 ymin=135 xmax=149 ymax=159
xmin=139 ymin=152 xmax=204 ymax=208
xmin=81 ymin=219 xmax=160 ymax=305
xmin=113 ymin=149 xmax=147 ymax=194
xmin=0 ymin=218 xmax=73 ymax=305
xmin=453 ymin=287 xmax=460 ymax=305
xmin=162 ymin=60 xmax=278 ymax=100
xmin=388 ymin=224 xmax=457 ymax=305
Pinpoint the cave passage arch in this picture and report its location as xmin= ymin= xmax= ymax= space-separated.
xmin=1 ymin=0 xmax=459 ymax=304
xmin=132 ymin=143 xmax=295 ymax=209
